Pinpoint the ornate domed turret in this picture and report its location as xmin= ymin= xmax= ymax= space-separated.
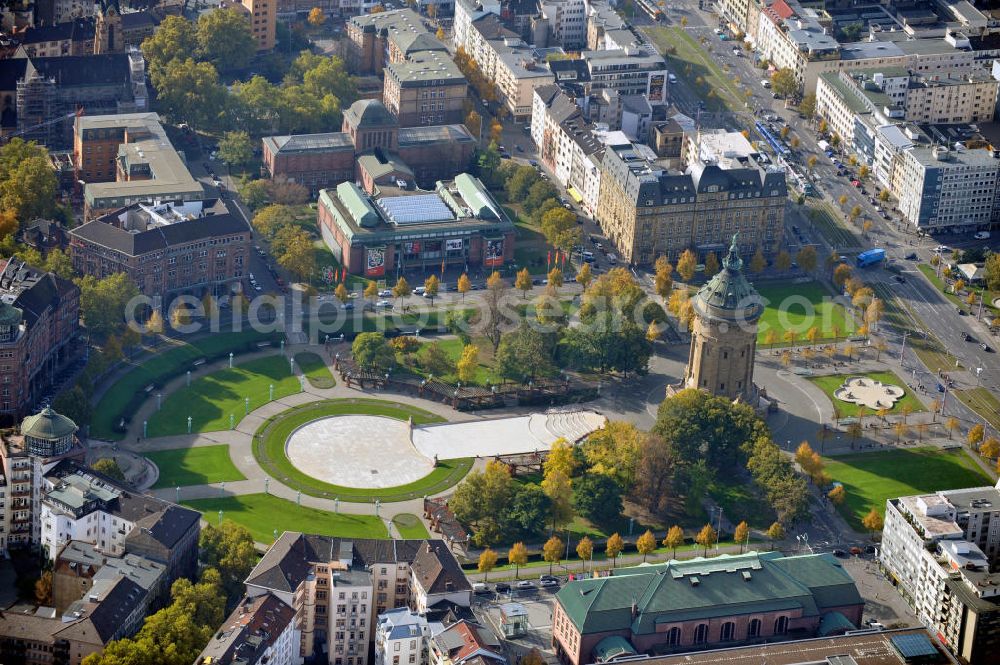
xmin=21 ymin=407 xmax=79 ymax=457
xmin=682 ymin=236 xmax=761 ymax=403
xmin=692 ymin=235 xmax=763 ymax=324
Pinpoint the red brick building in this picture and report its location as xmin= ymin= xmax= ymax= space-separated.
xmin=69 ymin=200 xmax=251 ymax=302
xmin=0 ymin=260 xmax=80 ymax=423
xmin=552 ymin=552 xmax=864 ymax=665
xmin=317 ymin=174 xmax=515 ymax=277
xmin=262 ymin=99 xmax=476 ymax=196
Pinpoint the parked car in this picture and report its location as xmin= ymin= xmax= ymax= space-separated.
xmin=495 ymin=582 xmax=511 ymax=593
xmin=376 ymin=300 xmax=393 ymax=308
xmin=933 ymin=245 xmax=951 ymax=253
xmin=833 ymin=549 xmax=847 ymax=557
xmin=850 ymin=546 xmax=862 ymax=556
xmin=982 ymin=342 xmax=993 ymax=352
xmin=905 ymin=252 xmax=918 ymax=260
xmin=472 ymin=583 xmax=490 ymax=594
xmin=864 ymin=545 xmax=877 ymax=555
xmin=851 ymin=179 xmax=861 ymax=187
xmin=515 ymin=580 xmax=535 ymax=589
xmin=975 ymin=231 xmax=991 ymax=240
xmin=957 ymin=307 xmax=968 ymax=316
xmin=963 ymin=331 xmax=974 ymax=342
xmin=379 ymin=289 xmax=393 ymax=297
xmin=540 ymin=578 xmax=559 ymax=588
xmin=892 ymin=275 xmax=906 ymax=283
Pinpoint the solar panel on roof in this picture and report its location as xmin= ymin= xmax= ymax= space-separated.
xmin=379 ymin=194 xmax=455 ymax=225
xmin=890 ymin=633 xmax=938 ymax=658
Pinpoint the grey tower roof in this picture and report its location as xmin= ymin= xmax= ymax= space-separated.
xmin=692 ymin=236 xmax=762 ymax=324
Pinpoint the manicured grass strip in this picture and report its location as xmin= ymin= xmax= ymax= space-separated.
xmin=182 ymin=493 xmax=388 ymax=543
xmin=955 ymin=387 xmax=1000 ymax=432
xmin=823 ymin=447 xmax=991 ymax=531
xmin=295 ymin=352 xmax=336 ymax=389
xmin=92 ymin=330 xmax=282 ymax=440
xmin=807 ymin=371 xmax=925 ymax=418
xmin=147 ymin=355 xmax=301 ymax=437
xmin=756 ymin=281 xmax=852 ymax=346
xmin=146 ymin=445 xmax=246 ymax=489
xmin=392 ymin=513 xmax=430 ymax=539
xmin=644 ymin=26 xmax=743 ymax=113
xmin=253 ymin=399 xmax=473 ymax=502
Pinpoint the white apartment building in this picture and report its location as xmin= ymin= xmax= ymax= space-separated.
xmin=816 ymin=68 xmax=999 ymax=146
xmin=453 ymin=0 xmax=499 ymax=51
xmin=540 ymin=0 xmax=587 ymax=50
xmin=245 ymin=534 xmax=472 ymax=665
xmin=880 ymin=485 xmax=1000 ymax=664
xmin=375 ymin=608 xmax=432 ymax=665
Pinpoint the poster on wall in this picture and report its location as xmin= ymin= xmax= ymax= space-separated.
xmin=446 ymin=238 xmax=464 ymax=251
xmin=648 ymin=74 xmax=666 ymax=103
xmin=365 ymin=246 xmax=386 ymax=277
xmin=403 ymin=241 xmax=422 ymax=254
xmin=484 ymin=238 xmax=504 ymax=267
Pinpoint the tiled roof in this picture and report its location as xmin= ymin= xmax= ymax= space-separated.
xmin=70 ymin=212 xmax=250 ymax=256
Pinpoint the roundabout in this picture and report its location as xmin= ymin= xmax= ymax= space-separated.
xmin=285 ymin=415 xmax=434 ymax=489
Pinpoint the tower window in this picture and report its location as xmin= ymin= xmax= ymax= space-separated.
xmin=723 ymin=351 xmax=728 ymax=359
xmin=720 ymin=383 xmax=725 ymax=391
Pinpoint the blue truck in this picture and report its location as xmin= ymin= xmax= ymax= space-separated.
xmin=856 ymin=248 xmax=886 ymax=268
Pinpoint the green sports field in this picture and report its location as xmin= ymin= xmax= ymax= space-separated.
xmin=182 ymin=493 xmax=388 ymax=543
xmin=824 ymin=447 xmax=992 ymax=531
xmin=147 ymin=355 xmax=300 ymax=437
xmin=756 ymin=281 xmax=852 ymax=345
xmin=146 ymin=445 xmax=246 ymax=488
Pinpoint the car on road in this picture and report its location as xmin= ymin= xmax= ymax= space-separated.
xmin=933 ymin=245 xmax=951 ymax=253
xmin=851 ymin=179 xmax=861 ymax=187
xmin=982 ymin=342 xmax=993 ymax=352
xmin=963 ymin=332 xmax=974 ymax=342
xmin=341 ymin=302 xmax=354 ymax=310
xmin=833 ymin=549 xmax=847 ymax=557
xmin=864 ymin=545 xmax=877 ymax=555
xmin=975 ymin=231 xmax=991 ymax=240
xmin=957 ymin=307 xmax=968 ymax=316
xmin=515 ymin=580 xmax=535 ymax=590
xmin=760 ymin=79 xmax=771 ymax=88
xmin=253 ymin=283 xmax=262 ymax=291
xmin=495 ymin=582 xmax=511 ymax=593
xmin=892 ymin=275 xmax=906 ymax=283
xmin=905 ymin=252 xmax=918 ymax=260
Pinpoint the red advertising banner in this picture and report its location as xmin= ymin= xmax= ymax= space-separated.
xmin=365 ymin=246 xmax=386 ymax=277
xmin=485 ymin=238 xmax=505 ymax=268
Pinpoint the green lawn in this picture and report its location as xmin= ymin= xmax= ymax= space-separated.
xmin=756 ymin=281 xmax=852 ymax=345
xmin=808 ymin=371 xmax=925 ymax=417
xmin=146 ymin=445 xmax=246 ymax=488
xmin=295 ymin=352 xmax=335 ymax=389
xmin=823 ymin=447 xmax=992 ymax=531
xmin=412 ymin=338 xmax=502 ymax=386
xmin=92 ymin=331 xmax=283 ymax=440
xmin=147 ymin=355 xmax=301 ymax=437
xmin=392 ymin=513 xmax=430 ymax=539
xmin=644 ymin=26 xmax=744 ymax=113
xmin=253 ymin=399 xmax=473 ymax=502
xmin=182 ymin=493 xmax=388 ymax=543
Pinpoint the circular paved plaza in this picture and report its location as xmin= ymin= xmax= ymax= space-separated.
xmin=285 ymin=415 xmax=434 ymax=489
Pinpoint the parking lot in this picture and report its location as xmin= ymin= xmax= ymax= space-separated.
xmin=475 ymin=588 xmax=559 ymax=662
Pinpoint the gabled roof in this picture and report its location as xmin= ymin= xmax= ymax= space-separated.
xmin=432 ymin=620 xmax=505 ymax=665
xmin=411 ymin=540 xmax=472 ymax=596
xmin=55 ymin=575 xmax=146 ymax=644
xmin=71 ymin=212 xmax=250 ymax=256
xmin=23 ymin=53 xmax=131 ymax=88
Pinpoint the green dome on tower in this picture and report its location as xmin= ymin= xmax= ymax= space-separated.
xmin=692 ymin=235 xmax=763 ymax=324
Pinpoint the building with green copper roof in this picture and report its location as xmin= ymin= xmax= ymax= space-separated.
xmin=551 ymin=551 xmax=863 ymax=665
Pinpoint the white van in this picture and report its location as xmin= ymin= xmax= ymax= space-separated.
xmin=760 ymin=79 xmax=771 ymax=88
xmin=668 ymin=73 xmax=677 ymax=84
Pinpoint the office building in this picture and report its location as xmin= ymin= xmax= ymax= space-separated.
xmin=196 ymin=594 xmax=302 ymax=665
xmin=538 ymin=0 xmax=586 ymax=50
xmin=316 ymin=174 xmax=515 ymax=277
xmin=73 ymin=113 xmax=205 ymax=220
xmin=0 ymin=261 xmax=79 ymax=424
xmin=69 ymin=199 xmax=251 ymax=300
xmin=595 ymin=139 xmax=785 ymax=266
xmin=880 ymin=485 xmax=1000 ymax=664
xmin=551 ymin=551 xmax=863 ymax=665
xmin=243 ymin=533 xmax=472 ymax=665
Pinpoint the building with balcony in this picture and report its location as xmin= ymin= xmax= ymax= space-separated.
xmin=375 ymin=608 xmax=432 ymax=665
xmin=196 ymin=593 xmax=301 ymax=665
xmin=0 ymin=261 xmax=79 ymax=424
xmin=880 ymin=485 xmax=1000 ymax=664
xmin=551 ymin=551 xmax=864 ymax=665
xmin=243 ymin=533 xmax=471 ymax=665
xmin=69 ymin=198 xmax=251 ymax=302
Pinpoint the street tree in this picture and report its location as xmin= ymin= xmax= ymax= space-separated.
xmin=766 ymin=522 xmax=785 ymax=548
xmin=969 ymin=423 xmax=986 ymax=448
xmin=424 ymin=274 xmax=440 ymax=304
xmin=663 ymin=525 xmax=685 ymax=558
xmin=457 ymin=273 xmax=471 ymax=300
xmin=364 ymin=281 xmax=379 ymax=304
xmin=352 ymin=333 xmax=394 ymax=369
xmin=734 ymin=521 xmax=750 ymax=553
xmin=217 ymin=131 xmax=254 ymax=172
xmin=636 ymin=529 xmax=657 ymax=562
xmin=703 ymin=251 xmax=719 ymax=277
xmin=654 ymin=256 xmax=673 ymax=299
xmin=862 ymin=508 xmax=884 ymax=534
xmin=799 ymin=93 xmax=816 ymax=118
xmin=199 ymin=521 xmax=257 ymax=604
xmin=542 ymin=536 xmax=563 ymax=574
xmin=515 ymin=268 xmax=532 ymax=298
xmin=508 ymin=542 xmax=528 ymax=577
xmin=771 ymin=68 xmax=798 ymax=98
xmin=483 ymin=271 xmax=511 ymax=352
xmin=605 ymin=532 xmax=624 ymax=567
xmin=456 ymin=344 xmax=479 ymax=384
xmin=308 ymin=7 xmax=326 ymax=25
xmin=576 ymin=536 xmax=594 ymax=571
xmin=78 ymin=273 xmax=141 ymax=338
xmin=695 ymin=524 xmax=718 ymax=557
xmin=980 ymin=437 xmax=1000 ymax=459
xmin=392 ymin=276 xmax=411 ymax=305
xmin=828 ymin=485 xmax=846 ymax=504
xmin=576 ymin=262 xmax=593 ymax=289
xmin=478 ymin=548 xmax=498 ymax=581
xmin=548 ymin=267 xmax=564 ymax=289
xmin=676 ymin=249 xmax=697 ymax=282
xmin=335 ymin=283 xmax=348 ymax=304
